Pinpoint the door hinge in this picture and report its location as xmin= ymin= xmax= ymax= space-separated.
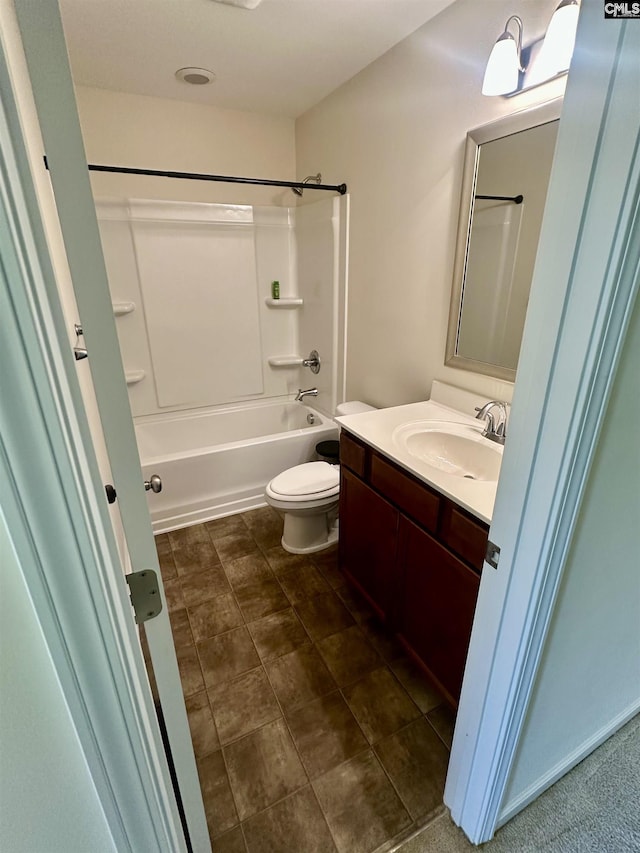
xmin=126 ymin=569 xmax=163 ymax=624
xmin=485 ymin=540 xmax=500 ymax=569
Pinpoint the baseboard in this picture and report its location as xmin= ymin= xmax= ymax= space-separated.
xmin=497 ymin=698 xmax=640 ymax=827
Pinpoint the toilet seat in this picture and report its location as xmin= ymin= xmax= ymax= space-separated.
xmin=267 ymin=461 xmax=339 ymax=503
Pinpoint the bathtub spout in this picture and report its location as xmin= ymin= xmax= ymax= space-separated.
xmin=295 ymin=387 xmax=318 ymax=402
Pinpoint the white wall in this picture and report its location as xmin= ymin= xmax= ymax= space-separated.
xmin=75 ymin=86 xmax=296 ymax=207
xmin=295 ymin=0 xmax=566 ymax=409
xmin=501 ymin=287 xmax=640 ymax=815
xmin=0 ymin=511 xmax=116 ymax=853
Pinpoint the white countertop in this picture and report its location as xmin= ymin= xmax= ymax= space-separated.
xmin=336 ymin=399 xmax=502 ymax=524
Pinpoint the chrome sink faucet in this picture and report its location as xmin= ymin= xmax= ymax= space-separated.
xmin=475 ymin=400 xmax=508 ymax=445
xmin=295 ymin=387 xmax=318 ymax=402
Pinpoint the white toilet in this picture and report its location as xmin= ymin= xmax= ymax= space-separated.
xmin=265 ymin=401 xmax=375 ymax=554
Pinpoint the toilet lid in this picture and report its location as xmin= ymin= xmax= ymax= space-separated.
xmin=270 ymin=461 xmax=339 ymax=497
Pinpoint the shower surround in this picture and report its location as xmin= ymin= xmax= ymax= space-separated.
xmin=97 ymin=195 xmax=348 ymax=529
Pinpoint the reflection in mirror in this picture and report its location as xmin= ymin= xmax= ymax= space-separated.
xmin=446 ymin=100 xmax=562 ymax=381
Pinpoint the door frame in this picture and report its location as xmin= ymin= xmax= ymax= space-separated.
xmin=446 ymin=6 xmax=640 ymax=843
xmin=0 ymin=38 xmax=187 ymax=852
xmin=8 ymin=2 xmax=211 ymax=849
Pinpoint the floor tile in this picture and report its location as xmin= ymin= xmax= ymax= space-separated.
xmin=287 ymin=691 xmax=368 ymax=779
xmin=266 ymin=645 xmax=337 ymax=713
xmin=316 ymin=625 xmax=382 ymax=687
xmin=224 ymin=718 xmax=308 ymax=821
xmin=175 ymin=641 xmax=205 ymax=698
xmin=262 ymin=544 xmax=316 ymax=577
xmin=311 ymin=546 xmax=343 ymax=588
xmin=185 ymin=691 xmax=220 ymax=758
xmin=278 ymin=563 xmax=331 ymax=605
xmin=374 ymin=717 xmax=449 ymax=821
xmin=336 ymin=583 xmax=374 ymax=623
xmin=198 ymin=626 xmax=261 ymax=687
xmin=163 ymin=576 xmax=185 ymax=612
xmin=313 ymin=750 xmax=411 ymax=853
xmin=247 ymin=608 xmax=310 ymax=662
xmin=188 ymin=593 xmax=244 ymax=643
xmin=358 ymin=616 xmax=406 ymax=664
xmin=310 ymin=544 xmax=339 ymax=571
xmin=180 ymin=564 xmax=231 ymax=608
xmin=243 ymin=505 xmax=283 ymax=550
xmin=224 ymin=553 xmax=273 ymax=590
xmin=235 ymin=577 xmax=290 ymax=623
xmin=206 ymin=514 xmax=248 ymax=542
xmin=390 ymin=657 xmax=444 ymax=714
xmin=212 ymin=825 xmax=247 ymax=853
xmin=427 ymin=704 xmax=457 ymax=750
xmin=169 ymin=525 xmax=221 ymax=577
xmin=295 ymin=591 xmax=354 ymax=641
xmin=209 ymin=667 xmax=281 ymax=744
xmin=155 ymin=533 xmax=177 ymax=580
xmin=243 ymin=787 xmax=337 ymax=853
xmin=197 ymin=749 xmax=239 ymax=838
xmin=168 ymin=608 xmax=195 ymax=650
xmin=215 ymin=530 xmax=260 ymax=563
xmin=343 ymin=667 xmax=421 ymax=744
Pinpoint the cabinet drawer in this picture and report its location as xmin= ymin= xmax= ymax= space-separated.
xmin=370 ymin=452 xmax=439 ymax=534
xmin=440 ymin=503 xmax=488 ymax=571
xmin=340 ymin=432 xmax=368 ymax=477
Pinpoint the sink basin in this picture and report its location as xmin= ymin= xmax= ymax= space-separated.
xmin=392 ymin=421 xmax=502 ymax=482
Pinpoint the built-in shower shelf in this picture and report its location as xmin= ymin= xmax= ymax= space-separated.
xmin=264 ymin=298 xmax=304 ymax=308
xmin=125 ymin=369 xmax=146 ymax=385
xmin=113 ymin=301 xmax=136 ymax=316
xmin=268 ymin=355 xmax=304 ymax=368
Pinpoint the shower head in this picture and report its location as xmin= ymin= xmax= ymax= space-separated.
xmin=292 ymin=173 xmax=322 ymax=197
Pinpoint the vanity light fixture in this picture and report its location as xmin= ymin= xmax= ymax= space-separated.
xmin=482 ymin=16 xmax=524 ymax=96
xmin=482 ymin=1 xmax=580 ymax=97
xmin=534 ymin=0 xmax=580 ymax=79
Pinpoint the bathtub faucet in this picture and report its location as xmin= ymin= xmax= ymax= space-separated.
xmin=295 ymin=387 xmax=318 ymax=402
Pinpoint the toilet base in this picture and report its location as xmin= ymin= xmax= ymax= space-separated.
xmin=280 ymin=510 xmax=339 ymax=554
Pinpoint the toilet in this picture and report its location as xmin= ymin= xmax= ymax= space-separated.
xmin=265 ymin=401 xmax=375 ymax=554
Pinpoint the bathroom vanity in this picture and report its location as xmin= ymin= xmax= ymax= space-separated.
xmin=336 ymin=391 xmax=501 ymax=706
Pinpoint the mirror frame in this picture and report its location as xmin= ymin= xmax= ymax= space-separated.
xmin=446 ymin=98 xmax=563 ymax=382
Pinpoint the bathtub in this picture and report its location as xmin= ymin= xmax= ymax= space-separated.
xmin=135 ymin=400 xmax=339 ymax=533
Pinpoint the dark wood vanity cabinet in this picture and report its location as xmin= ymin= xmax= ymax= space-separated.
xmin=339 ymin=430 xmax=487 ymax=704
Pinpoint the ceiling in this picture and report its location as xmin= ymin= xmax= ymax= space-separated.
xmin=59 ymin=0 xmax=456 ymax=119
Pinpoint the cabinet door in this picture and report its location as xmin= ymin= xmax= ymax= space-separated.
xmin=340 ymin=468 xmax=399 ymax=620
xmin=397 ymin=516 xmax=480 ymax=702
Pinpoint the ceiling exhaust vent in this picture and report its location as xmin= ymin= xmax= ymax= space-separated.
xmin=210 ymin=0 xmax=263 ymax=9
xmin=175 ymin=67 xmax=216 ymax=85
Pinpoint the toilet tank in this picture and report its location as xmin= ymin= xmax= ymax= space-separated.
xmin=335 ymin=401 xmax=376 ymax=416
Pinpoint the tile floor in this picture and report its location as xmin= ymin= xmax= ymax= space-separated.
xmin=149 ymin=507 xmax=456 ymax=853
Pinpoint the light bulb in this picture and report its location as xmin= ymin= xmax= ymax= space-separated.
xmin=536 ymin=1 xmax=580 ymax=77
xmin=482 ymin=34 xmax=520 ymax=96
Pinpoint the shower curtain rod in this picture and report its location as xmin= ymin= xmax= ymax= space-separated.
xmin=43 ymin=157 xmax=347 ymax=195
xmin=475 ymin=193 xmax=524 ymax=204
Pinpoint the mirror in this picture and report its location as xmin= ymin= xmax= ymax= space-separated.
xmin=446 ymin=100 xmax=562 ymax=381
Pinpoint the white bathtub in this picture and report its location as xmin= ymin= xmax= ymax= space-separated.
xmin=135 ymin=400 xmax=339 ymax=533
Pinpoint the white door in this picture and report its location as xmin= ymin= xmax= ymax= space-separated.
xmin=8 ymin=3 xmax=211 ymax=850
